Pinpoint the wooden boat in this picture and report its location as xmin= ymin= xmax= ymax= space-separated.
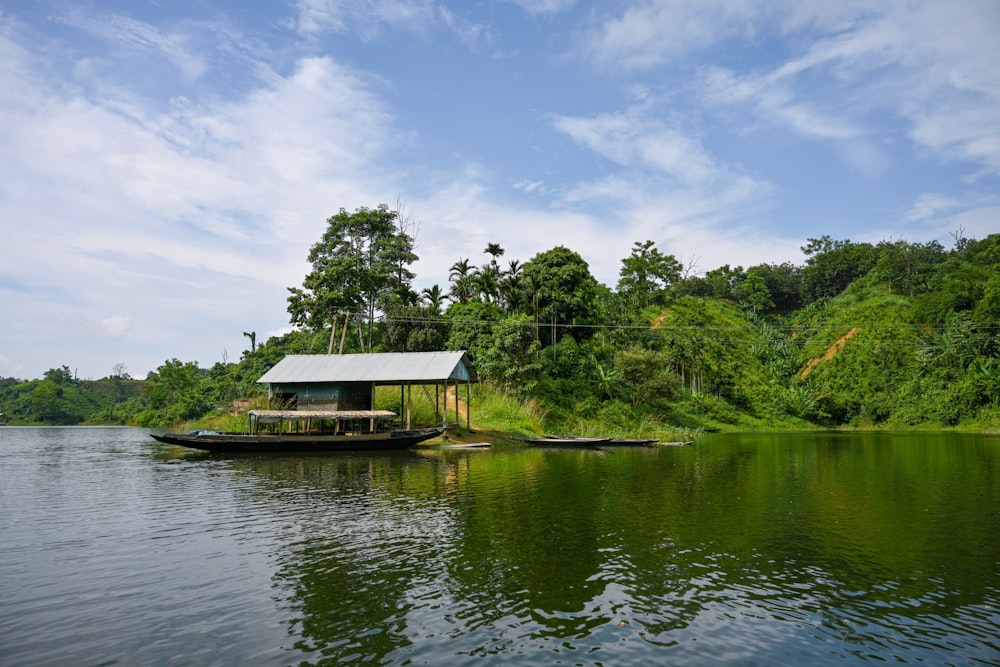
xmin=150 ymin=427 xmax=446 ymax=453
xmin=548 ymin=434 xmax=658 ymax=446
xmin=516 ymin=434 xmax=656 ymax=447
xmin=516 ymin=435 xmax=609 ymax=446
xmin=545 ymin=434 xmax=661 ymax=446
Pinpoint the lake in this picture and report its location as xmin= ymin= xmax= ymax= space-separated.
xmin=1 ymin=427 xmax=998 ymax=666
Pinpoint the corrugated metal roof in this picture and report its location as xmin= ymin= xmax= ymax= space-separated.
xmin=257 ymin=351 xmax=477 ymax=384
xmin=249 ymin=409 xmax=396 ymax=422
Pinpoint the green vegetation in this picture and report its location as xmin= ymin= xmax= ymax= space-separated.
xmin=2 ymin=206 xmax=997 ymax=433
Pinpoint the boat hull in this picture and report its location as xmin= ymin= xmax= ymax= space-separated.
xmin=517 ymin=435 xmax=659 ymax=447
xmin=150 ymin=427 xmax=445 ymax=453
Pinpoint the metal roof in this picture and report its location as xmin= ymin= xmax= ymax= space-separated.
xmin=257 ymin=351 xmax=477 ymax=384
xmin=249 ymin=409 xmax=396 ymax=422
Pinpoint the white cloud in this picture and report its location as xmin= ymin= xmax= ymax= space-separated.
xmin=513 ymin=179 xmax=546 ymax=194
xmin=904 ymin=194 xmax=962 ymax=223
xmin=896 ymin=193 xmax=999 ymax=243
xmin=551 ymin=107 xmax=726 ymax=185
xmin=688 ymin=1 xmax=1000 ymax=180
xmin=503 ymin=0 xmax=578 ymax=16
xmin=291 ymin=0 xmax=429 ymax=36
xmin=0 ymin=23 xmax=406 ymax=378
xmin=53 ymin=10 xmax=207 ymax=81
xmin=583 ymin=0 xmax=760 ymax=70
xmin=701 ymin=66 xmax=861 ymax=141
xmin=932 ymin=206 xmax=1000 ymax=241
xmin=290 ymin=0 xmax=488 ymax=43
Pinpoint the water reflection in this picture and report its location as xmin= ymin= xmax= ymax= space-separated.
xmin=212 ymin=434 xmax=1000 ymax=665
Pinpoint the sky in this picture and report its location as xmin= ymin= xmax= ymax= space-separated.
xmin=1 ymin=0 xmax=998 ymax=381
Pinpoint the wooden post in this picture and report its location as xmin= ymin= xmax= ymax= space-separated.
xmin=435 ymin=383 xmax=440 ymax=424
xmin=406 ymin=382 xmax=412 ymax=429
xmin=338 ymin=312 xmax=350 ymax=354
xmin=453 ymin=380 xmax=459 ymax=430
xmin=466 ymin=381 xmax=471 ymax=431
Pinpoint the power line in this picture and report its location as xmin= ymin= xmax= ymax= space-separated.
xmin=374 ymin=313 xmax=1000 ymax=334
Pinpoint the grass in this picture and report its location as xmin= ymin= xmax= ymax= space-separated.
xmin=186 ymin=382 xmax=739 ymax=443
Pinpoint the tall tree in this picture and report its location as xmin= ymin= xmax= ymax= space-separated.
xmin=498 ymin=259 xmax=524 ymax=312
xmin=733 ymin=271 xmax=774 ymax=314
xmin=421 ymin=284 xmax=446 ymax=313
xmin=473 ymin=265 xmax=501 ymax=304
xmin=617 ymin=240 xmax=682 ymax=308
xmin=484 ymin=242 xmax=505 ymax=270
xmin=521 ymin=246 xmax=601 ymax=345
xmin=287 ymin=204 xmax=417 ymax=351
xmin=448 ymin=258 xmax=476 ymax=304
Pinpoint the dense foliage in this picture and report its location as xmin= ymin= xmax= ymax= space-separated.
xmin=2 ymin=207 xmax=997 ymax=432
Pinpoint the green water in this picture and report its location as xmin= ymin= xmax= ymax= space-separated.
xmin=1 ymin=428 xmax=998 ymax=665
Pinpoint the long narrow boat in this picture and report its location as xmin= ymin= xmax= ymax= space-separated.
xmin=150 ymin=426 xmax=445 ymax=453
xmin=516 ymin=434 xmax=668 ymax=447
xmin=542 ymin=434 xmax=661 ymax=446
xmin=516 ymin=435 xmax=617 ymax=447
xmin=151 ymin=408 xmax=447 ymax=453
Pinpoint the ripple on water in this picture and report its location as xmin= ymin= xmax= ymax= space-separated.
xmin=2 ymin=429 xmax=999 ymax=666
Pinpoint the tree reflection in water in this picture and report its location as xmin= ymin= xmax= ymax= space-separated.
xmin=230 ymin=434 xmax=1000 ymax=665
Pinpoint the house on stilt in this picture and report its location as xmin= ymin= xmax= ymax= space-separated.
xmin=252 ymin=351 xmax=477 ymax=435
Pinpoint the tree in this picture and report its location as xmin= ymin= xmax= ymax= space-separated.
xmin=498 ymin=259 xmax=525 ymax=312
xmin=800 ymin=236 xmax=877 ymax=303
xmin=617 ymin=240 xmax=682 ymax=308
xmin=382 ymin=304 xmax=449 ymax=352
xmin=140 ymin=359 xmax=207 ymax=425
xmin=734 ymin=271 xmax=774 ymax=314
xmin=449 ymin=258 xmax=473 ymax=282
xmin=484 ymin=242 xmax=505 ymax=268
xmin=287 ymin=204 xmax=417 ymax=351
xmin=614 ymin=347 xmax=679 ymax=407
xmin=521 ymin=246 xmax=601 ymax=345
xmin=744 ymin=262 xmax=802 ymax=314
xmin=445 ymin=301 xmax=504 ymax=362
xmin=475 ymin=314 xmax=542 ymax=395
xmin=44 ymin=366 xmax=74 ymax=385
xmin=448 ymin=258 xmax=476 ymax=304
xmin=473 ymin=265 xmax=501 ymax=304
xmin=675 ymin=264 xmax=745 ymax=300
xmin=421 ymin=285 xmax=446 ymax=313
xmin=874 ymin=238 xmax=946 ymax=297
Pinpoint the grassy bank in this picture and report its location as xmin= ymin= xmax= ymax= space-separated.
xmin=183 ymin=380 xmax=1000 ymax=439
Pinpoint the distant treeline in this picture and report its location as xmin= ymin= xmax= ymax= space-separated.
xmin=2 ymin=205 xmax=997 ymax=431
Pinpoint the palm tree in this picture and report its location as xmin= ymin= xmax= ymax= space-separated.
xmin=484 ymin=243 xmax=505 ymax=270
xmin=499 ymin=260 xmax=523 ymax=312
xmin=474 ymin=266 xmax=500 ymax=304
xmin=449 ymin=258 xmax=472 ymax=283
xmin=421 ymin=284 xmax=445 ymax=313
xmin=448 ymin=258 xmax=477 ymax=304
xmin=449 ymin=275 xmax=477 ymax=304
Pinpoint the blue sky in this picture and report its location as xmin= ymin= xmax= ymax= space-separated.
xmin=1 ymin=0 xmax=998 ymax=380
